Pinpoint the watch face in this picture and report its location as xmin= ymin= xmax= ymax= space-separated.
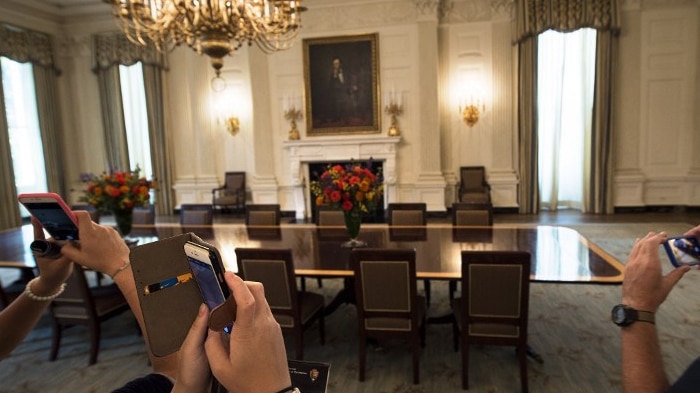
xmin=612 ymin=304 xmax=632 ymax=326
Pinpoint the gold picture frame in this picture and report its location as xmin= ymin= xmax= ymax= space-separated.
xmin=303 ymin=33 xmax=381 ymax=136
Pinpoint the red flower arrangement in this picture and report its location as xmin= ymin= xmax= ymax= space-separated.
xmin=80 ymin=167 xmax=155 ymax=213
xmin=310 ymin=160 xmax=384 ymax=215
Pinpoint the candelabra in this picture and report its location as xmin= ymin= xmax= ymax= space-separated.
xmin=284 ymin=107 xmax=303 ymax=140
xmin=384 ymin=101 xmax=403 ymax=137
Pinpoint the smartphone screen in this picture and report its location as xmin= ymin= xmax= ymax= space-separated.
xmin=18 ymin=193 xmax=79 ymax=240
xmin=184 ymin=242 xmax=232 ymax=333
xmin=663 ymin=236 xmax=700 ymax=267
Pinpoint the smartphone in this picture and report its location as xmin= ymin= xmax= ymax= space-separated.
xmin=18 ymin=192 xmax=79 ymax=240
xmin=183 ymin=241 xmax=232 ymax=333
xmin=663 ymin=236 xmax=700 ymax=267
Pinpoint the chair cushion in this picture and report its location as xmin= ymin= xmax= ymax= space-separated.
xmin=214 ymin=195 xmax=242 ymax=205
xmin=460 ymin=193 xmax=490 ymax=204
xmin=451 ymin=298 xmax=520 ymax=338
xmin=275 ymin=291 xmax=324 ymax=328
xmin=364 ymin=295 xmax=426 ymax=331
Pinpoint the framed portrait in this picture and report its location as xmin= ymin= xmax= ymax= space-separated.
xmin=303 ymin=33 xmax=380 ymax=136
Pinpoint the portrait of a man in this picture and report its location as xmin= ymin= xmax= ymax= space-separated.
xmin=303 ymin=34 xmax=380 ymax=135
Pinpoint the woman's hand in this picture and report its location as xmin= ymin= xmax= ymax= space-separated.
xmin=60 ymin=211 xmax=130 ymax=276
xmin=29 ymin=217 xmax=72 ymax=296
xmin=204 ymin=272 xmax=291 ymax=393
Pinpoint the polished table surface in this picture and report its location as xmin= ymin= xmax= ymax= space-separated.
xmin=0 ymin=223 xmax=624 ymax=284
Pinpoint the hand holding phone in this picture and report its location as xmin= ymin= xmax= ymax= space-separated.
xmin=662 ymin=236 xmax=700 ymax=267
xmin=184 ymin=241 xmax=233 ymax=333
xmin=18 ymin=193 xmax=79 ymax=240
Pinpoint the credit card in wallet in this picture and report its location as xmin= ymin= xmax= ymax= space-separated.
xmin=144 ymin=273 xmax=193 ymax=295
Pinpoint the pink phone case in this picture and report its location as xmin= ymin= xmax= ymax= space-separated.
xmin=17 ymin=192 xmax=78 ymax=225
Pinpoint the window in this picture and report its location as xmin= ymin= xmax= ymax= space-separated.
xmin=537 ymin=28 xmax=596 ymax=210
xmin=119 ymin=63 xmax=153 ymax=179
xmin=1 ymin=56 xmax=47 ymax=217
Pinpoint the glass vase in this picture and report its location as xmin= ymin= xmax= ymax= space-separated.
xmin=342 ymin=210 xmax=366 ymax=248
xmin=113 ymin=208 xmax=134 ymax=238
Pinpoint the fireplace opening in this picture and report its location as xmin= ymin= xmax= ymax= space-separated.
xmin=308 ymin=160 xmax=385 ymax=224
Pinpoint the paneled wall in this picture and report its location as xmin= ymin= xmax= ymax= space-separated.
xmin=0 ymin=0 xmax=698 ymax=216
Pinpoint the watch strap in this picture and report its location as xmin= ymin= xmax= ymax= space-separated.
xmin=636 ymin=309 xmax=655 ymax=325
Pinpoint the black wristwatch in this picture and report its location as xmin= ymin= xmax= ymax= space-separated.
xmin=611 ymin=304 xmax=655 ymax=326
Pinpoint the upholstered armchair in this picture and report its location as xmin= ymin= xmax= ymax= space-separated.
xmin=458 ymin=166 xmax=491 ymax=204
xmin=212 ymin=172 xmax=246 ymax=213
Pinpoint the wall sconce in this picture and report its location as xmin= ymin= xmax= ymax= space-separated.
xmin=384 ymin=88 xmax=403 ymax=136
xmin=283 ymin=95 xmax=303 ymax=140
xmin=459 ymin=98 xmax=486 ymax=128
xmin=226 ymin=116 xmax=240 ymax=136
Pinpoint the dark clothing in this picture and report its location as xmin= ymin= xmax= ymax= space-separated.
xmin=668 ymin=357 xmax=700 ymax=393
xmin=111 ymin=373 xmax=173 ymax=393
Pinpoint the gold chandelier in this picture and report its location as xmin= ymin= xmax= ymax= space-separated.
xmin=107 ymin=0 xmax=305 ymax=76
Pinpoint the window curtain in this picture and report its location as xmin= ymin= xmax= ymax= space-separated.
xmin=92 ymin=33 xmax=173 ymax=214
xmin=0 ymin=24 xmax=61 ymax=230
xmin=515 ymin=0 xmax=620 ymax=214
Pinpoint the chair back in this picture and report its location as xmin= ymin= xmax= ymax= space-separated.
xmin=224 ymin=172 xmax=245 ymax=195
xmin=351 ymin=248 xmax=420 ymax=331
xmin=452 ymin=203 xmax=493 ymax=226
xmin=460 ymin=166 xmax=487 ymax=192
xmin=131 ymin=205 xmax=157 ymax=236
xmin=387 ymin=203 xmax=427 ymax=241
xmin=460 ymin=251 xmax=530 ymax=344
xmin=235 ymin=248 xmax=298 ymax=322
xmin=51 ymin=266 xmax=98 ymax=320
xmin=180 ymin=204 xmax=214 ymax=239
xmin=316 ymin=206 xmax=347 ymax=240
xmin=212 ymin=172 xmax=246 ymax=213
xmin=49 ymin=266 xmax=130 ymax=365
xmin=245 ymin=204 xmax=282 ymax=239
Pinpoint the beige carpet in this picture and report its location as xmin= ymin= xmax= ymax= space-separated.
xmin=1 ymin=222 xmax=699 ymax=393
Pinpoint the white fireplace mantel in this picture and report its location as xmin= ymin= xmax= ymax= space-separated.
xmin=282 ymin=135 xmax=401 ymax=220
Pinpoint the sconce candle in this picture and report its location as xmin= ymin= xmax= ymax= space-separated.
xmin=384 ymin=90 xmax=403 ymax=137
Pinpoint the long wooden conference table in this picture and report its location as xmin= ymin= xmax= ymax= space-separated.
xmin=0 ymin=222 xmax=623 ymax=284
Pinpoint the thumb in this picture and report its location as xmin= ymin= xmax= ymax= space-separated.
xmin=661 ymin=266 xmax=691 ymax=294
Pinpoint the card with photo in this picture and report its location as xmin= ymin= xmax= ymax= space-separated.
xmin=288 ymin=360 xmax=330 ymax=393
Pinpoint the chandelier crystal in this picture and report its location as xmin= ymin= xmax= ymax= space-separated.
xmin=107 ymin=0 xmax=305 ymax=76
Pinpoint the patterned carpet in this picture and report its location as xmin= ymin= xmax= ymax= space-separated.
xmin=1 ymin=222 xmax=699 ymax=393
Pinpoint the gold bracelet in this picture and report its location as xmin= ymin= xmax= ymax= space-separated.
xmin=111 ymin=260 xmax=131 ymax=279
xmin=24 ymin=277 xmax=66 ymax=302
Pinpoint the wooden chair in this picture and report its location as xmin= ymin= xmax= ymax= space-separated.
xmin=350 ymin=248 xmax=426 ymax=384
xmin=180 ymin=204 xmax=214 ymax=239
xmin=212 ymin=171 xmax=246 ymax=214
xmin=49 ymin=266 xmax=132 ymax=365
xmin=458 ymin=166 xmax=491 ymax=204
xmin=450 ymin=203 xmax=495 ymax=300
xmin=386 ymin=203 xmax=432 ymax=305
xmin=387 ymin=203 xmax=427 ymax=241
xmin=451 ymin=251 xmax=531 ymax=392
xmin=245 ymin=204 xmax=281 ymax=240
xmin=235 ymin=248 xmax=325 ymax=360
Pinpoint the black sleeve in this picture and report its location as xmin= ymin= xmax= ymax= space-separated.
xmin=111 ymin=373 xmax=174 ymax=393
xmin=667 ymin=357 xmax=700 ymax=393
